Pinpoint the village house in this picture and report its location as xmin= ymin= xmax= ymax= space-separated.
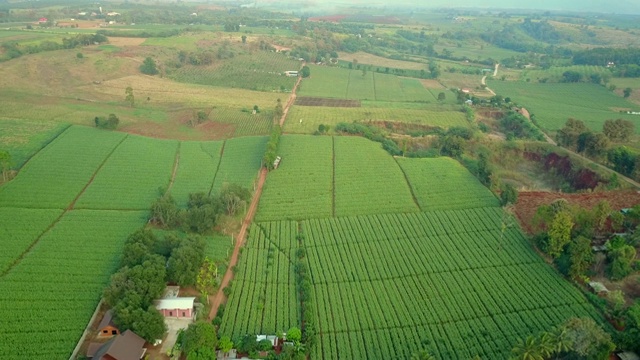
xmin=155 ymin=297 xmax=196 ymax=318
xmin=86 ymin=330 xmax=146 ymax=360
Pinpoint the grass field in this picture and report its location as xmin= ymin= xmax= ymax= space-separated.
xmin=489 ymin=80 xmax=640 ymax=132
xmin=397 ymin=157 xmax=500 ymax=211
xmin=75 ymin=135 xmax=178 ymax=210
xmin=334 ymin=136 xmax=418 ymax=216
xmin=256 ymin=135 xmax=334 ymax=221
xmin=0 ymin=126 xmax=127 ymax=208
xmin=337 ymin=51 xmax=428 ymax=70
xmin=221 ymin=208 xmax=600 ymax=359
xmin=519 ymin=65 xmax=613 ymax=83
xmin=284 ymin=106 xmax=468 ymax=134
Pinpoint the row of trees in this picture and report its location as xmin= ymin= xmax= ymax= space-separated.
xmin=151 ymin=187 xmax=251 ymax=234
xmin=94 ymin=114 xmax=120 ymax=129
xmin=557 ymin=118 xmax=635 ymax=160
xmin=263 ymin=123 xmax=282 ymax=170
xmin=1 ymin=33 xmax=108 ymax=60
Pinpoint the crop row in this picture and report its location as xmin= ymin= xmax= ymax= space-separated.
xmin=210 ymin=136 xmax=268 ymax=194
xmin=221 ymin=207 xmax=600 ymax=359
xmin=0 ymin=126 xmax=126 ymax=208
xmin=0 ymin=210 xmax=147 ymax=360
xmin=334 ymin=136 xmax=418 ymax=216
xmin=170 ymin=141 xmax=223 ymax=205
xmin=396 ymin=157 xmax=500 ymax=211
xmin=256 ymin=135 xmax=334 ymax=221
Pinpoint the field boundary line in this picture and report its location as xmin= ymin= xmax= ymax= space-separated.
xmin=68 ymin=135 xmax=129 ymax=211
xmin=393 ymin=157 xmax=422 ymax=211
xmin=69 ymin=299 xmax=103 ymax=360
xmin=372 ymin=71 xmax=378 ymax=101
xmin=0 ymin=134 xmax=129 ymax=278
xmin=165 ymin=141 xmax=181 ymax=194
xmin=208 ymin=140 xmax=226 ymax=196
xmin=332 ymin=136 xmax=337 ymax=217
xmin=13 ymin=123 xmax=72 ymax=173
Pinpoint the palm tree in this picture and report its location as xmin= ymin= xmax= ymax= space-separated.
xmin=411 ymin=350 xmax=436 ymax=360
xmin=537 ymin=332 xmax=556 ymax=358
xmin=551 ymin=327 xmax=572 ymax=357
xmin=511 ymin=336 xmax=544 ymax=360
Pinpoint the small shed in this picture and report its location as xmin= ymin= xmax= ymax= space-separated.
xmin=588 ymin=282 xmax=609 ymax=295
xmin=155 ymin=297 xmax=195 ymax=318
xmin=256 ymin=335 xmax=278 ymax=348
xmin=97 ymin=309 xmax=119 ymax=337
xmin=618 ymin=352 xmax=640 ymax=360
xmin=284 ymin=71 xmax=298 ymax=77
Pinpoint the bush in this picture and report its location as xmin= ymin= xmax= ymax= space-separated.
xmin=94 ymin=114 xmax=119 ymax=130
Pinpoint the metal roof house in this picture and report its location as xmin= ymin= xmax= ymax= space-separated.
xmin=87 ymin=330 xmax=146 ymax=360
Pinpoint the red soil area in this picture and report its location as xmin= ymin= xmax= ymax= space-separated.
xmin=515 ymin=190 xmax=640 ymax=234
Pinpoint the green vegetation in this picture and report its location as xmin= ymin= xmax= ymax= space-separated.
xmin=170 ymin=141 xmax=223 ymax=206
xmin=0 ymin=209 xmax=147 ymax=359
xmin=211 ymin=136 xmax=268 ymax=194
xmin=0 ymin=126 xmax=126 ymax=208
xmin=257 ymin=135 xmax=333 ymax=221
xmin=0 ymin=120 xmax=69 ymax=169
xmin=334 ymin=136 xmax=418 ymax=216
xmin=489 ymin=81 xmax=639 ymax=132
xmin=397 ymin=157 xmax=500 ymax=211
xmin=75 ymin=135 xmax=178 ymax=210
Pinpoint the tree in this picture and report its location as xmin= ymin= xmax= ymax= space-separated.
xmin=300 ymin=65 xmax=310 ymax=78
xmin=104 ymin=255 xmax=167 ymax=308
xmin=562 ymin=70 xmax=582 ymax=83
xmin=603 ymin=118 xmax=634 ymax=142
xmin=274 ymin=99 xmax=284 ymax=121
xmin=361 ymin=67 xmax=367 ymax=77
xmin=140 ymin=57 xmax=158 ymax=75
xmin=94 ymin=114 xmax=120 ymax=130
xmin=500 ymin=183 xmax=518 ymax=206
xmin=287 ymin=327 xmax=302 ymax=343
xmin=182 ymin=322 xmax=218 ymax=355
xmin=440 ymin=135 xmax=465 ymax=158
xmin=568 ymin=236 xmax=593 ymax=280
xmin=557 ymin=118 xmax=588 ymax=148
xmin=623 ymin=87 xmax=632 ymax=98
xmin=564 ymin=317 xmax=615 ymax=359
xmin=150 ymin=194 xmax=180 ymax=228
xmin=577 ymin=132 xmax=609 ymax=158
xmin=0 ymin=150 xmax=12 ymax=182
xmin=168 ymin=236 xmax=206 ymax=286
xmin=219 ymin=183 xmax=251 ymax=216
xmin=187 ymin=347 xmax=216 ymax=360
xmin=121 ymin=229 xmax=158 ymax=268
xmin=548 ymin=211 xmax=574 ymax=258
xmin=125 ymin=86 xmax=135 ymax=107
xmin=196 ymin=257 xmax=217 ymax=303
xmin=218 ymin=336 xmax=234 ymax=357
xmin=437 ymin=92 xmax=446 ymax=101
xmin=593 ymin=200 xmax=612 ymax=233
xmin=511 ymin=336 xmax=544 ymax=360
xmin=76 ymin=52 xmax=83 ymax=59
xmin=609 ymin=244 xmax=636 ymax=280
xmin=241 ymin=35 xmax=247 ymax=44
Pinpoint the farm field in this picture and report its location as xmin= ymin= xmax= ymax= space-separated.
xmin=284 ymin=106 xmax=468 ymax=134
xmin=489 ymin=81 xmax=640 ymax=132
xmin=220 ymin=208 xmax=600 ymax=359
xmin=219 ymin=221 xmax=300 ymax=339
xmin=170 ymin=52 xmax=300 ymax=92
xmin=298 ymin=65 xmax=438 ymax=102
xmin=0 ymin=119 xmax=69 ymax=169
xmin=397 ymin=157 xmax=500 ymax=211
xmin=0 ymin=126 xmax=127 ymax=209
xmin=256 ymin=135 xmax=334 ymax=221
xmin=170 ymin=141 xmax=223 ymax=206
xmin=337 ymin=51 xmax=428 ymax=70
xmin=0 ymin=209 xmax=147 ymax=359
xmin=74 ymin=135 xmax=178 ymax=210
xmin=333 ymin=136 xmax=418 ymax=216
xmin=519 ymin=65 xmax=613 ymax=83
xmin=210 ymin=136 xmax=268 ymax=194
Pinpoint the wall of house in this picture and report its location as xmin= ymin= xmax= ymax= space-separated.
xmin=160 ymin=308 xmax=192 ymax=318
xmin=98 ymin=326 xmax=119 ymax=337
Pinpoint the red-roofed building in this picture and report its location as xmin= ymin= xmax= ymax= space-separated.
xmin=38 ymin=18 xmax=48 ymax=23
xmin=97 ymin=310 xmax=120 ymax=337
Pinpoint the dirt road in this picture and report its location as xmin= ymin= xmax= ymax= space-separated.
xmin=481 ymin=63 xmax=500 ymax=96
xmin=207 ymin=70 xmax=304 ymax=320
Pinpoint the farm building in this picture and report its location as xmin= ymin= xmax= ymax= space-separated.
xmin=284 ymin=71 xmax=298 ymax=77
xmin=155 ymin=297 xmax=196 ymax=318
xmin=97 ymin=309 xmax=119 ymax=337
xmin=86 ymin=330 xmax=146 ymax=360
xmin=588 ymin=282 xmax=609 ymax=295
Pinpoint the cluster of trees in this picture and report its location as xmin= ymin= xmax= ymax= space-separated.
xmin=573 ymin=48 xmax=640 ymax=68
xmin=263 ymin=124 xmax=282 ymax=170
xmin=151 ymin=187 xmax=251 ymax=234
xmin=94 ymin=114 xmax=119 ymax=130
xmin=498 ymin=112 xmax=546 ymax=141
xmin=510 ymin=318 xmax=614 ymax=360
xmin=229 ymin=328 xmax=303 ymax=359
xmin=175 ymin=43 xmax=236 ymax=67
xmin=180 ymin=321 xmax=219 ymax=360
xmin=1 ymin=33 xmax=108 ymax=60
xmin=533 ymin=199 xmax=640 ymax=281
xmin=557 ymin=118 xmax=635 ymax=162
xmin=103 ymin=229 xmax=207 ymax=342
